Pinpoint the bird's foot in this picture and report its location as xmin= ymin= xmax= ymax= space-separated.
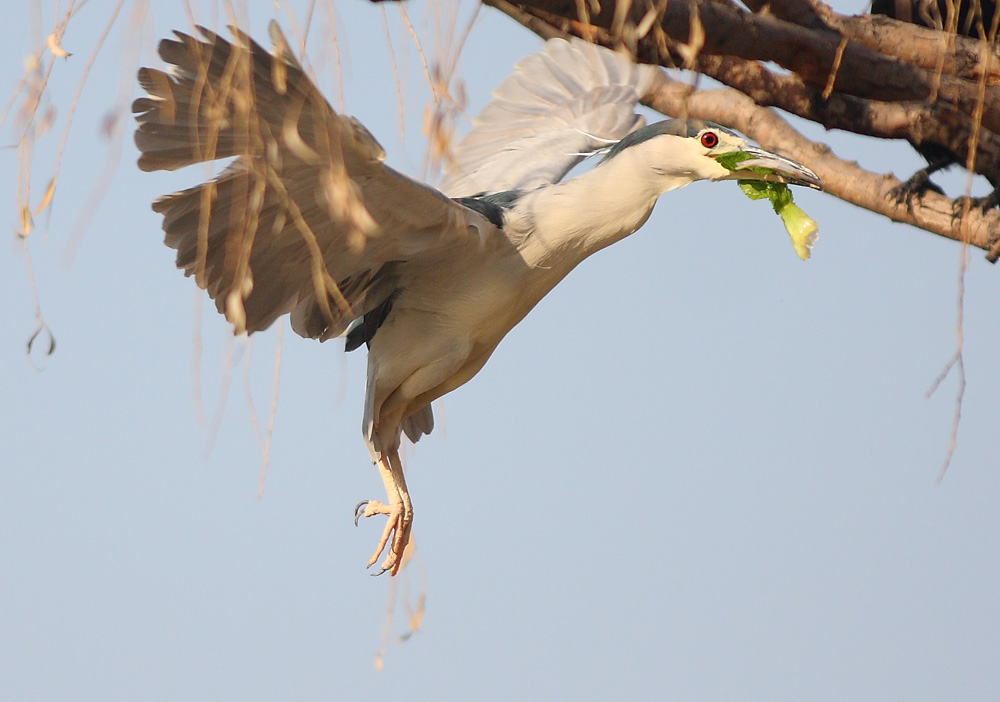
xmin=354 ymin=498 xmax=412 ymax=576
xmin=888 ymin=172 xmax=944 ymax=213
xmin=951 ymin=190 xmax=1000 ymax=220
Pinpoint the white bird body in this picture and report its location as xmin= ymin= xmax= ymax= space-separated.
xmin=365 ymin=146 xmax=692 ymax=454
xmin=135 ymin=25 xmax=820 ymax=574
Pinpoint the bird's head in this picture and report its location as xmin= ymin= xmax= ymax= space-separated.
xmin=600 ymin=118 xmax=821 ymax=194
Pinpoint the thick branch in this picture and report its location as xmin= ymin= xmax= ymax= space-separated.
xmin=695 ymin=54 xmax=1000 ymax=184
xmin=487 ymin=0 xmax=1000 ymax=259
xmin=743 ymin=0 xmax=1000 ymax=84
xmin=643 ymin=71 xmax=1000 ymax=256
xmin=506 ymin=0 xmax=1000 ymax=135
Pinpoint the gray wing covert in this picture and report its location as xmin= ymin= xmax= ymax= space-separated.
xmin=439 ymin=38 xmax=659 ymax=197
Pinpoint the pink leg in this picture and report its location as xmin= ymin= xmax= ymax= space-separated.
xmin=354 ymin=449 xmax=412 ymax=575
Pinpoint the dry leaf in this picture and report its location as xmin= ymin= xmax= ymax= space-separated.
xmin=27 ymin=323 xmax=56 ymax=357
xmin=20 ymin=205 xmax=32 ymax=238
xmin=35 ymin=178 xmax=55 ymax=215
xmin=46 ymin=32 xmax=71 ymax=58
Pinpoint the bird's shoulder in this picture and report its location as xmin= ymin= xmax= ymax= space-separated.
xmin=453 ymin=189 xmax=526 ymax=229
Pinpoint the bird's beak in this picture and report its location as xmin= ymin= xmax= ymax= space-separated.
xmin=722 ymin=145 xmax=823 ymax=190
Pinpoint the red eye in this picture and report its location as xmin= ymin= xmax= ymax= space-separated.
xmin=700 ymin=131 xmax=719 ymax=148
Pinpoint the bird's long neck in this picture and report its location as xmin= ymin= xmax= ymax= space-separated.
xmin=514 ymin=150 xmax=692 ymax=271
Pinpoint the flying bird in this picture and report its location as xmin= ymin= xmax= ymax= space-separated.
xmin=134 ymin=24 xmax=821 ymax=575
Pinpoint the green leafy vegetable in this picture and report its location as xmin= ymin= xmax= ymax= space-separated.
xmin=715 ymin=152 xmax=776 ymax=178
xmin=716 ymin=152 xmax=820 ymax=260
xmin=738 ymin=180 xmax=819 ymax=261
xmin=715 ymin=152 xmax=753 ymax=171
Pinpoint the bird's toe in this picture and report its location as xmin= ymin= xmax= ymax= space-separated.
xmin=951 ymin=191 xmax=1000 ymax=219
xmin=889 ymin=175 xmax=943 ymax=211
xmin=356 ymin=499 xmax=410 ymax=575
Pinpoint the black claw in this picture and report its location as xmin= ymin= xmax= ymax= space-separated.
xmin=370 ymin=567 xmax=389 ymax=577
xmin=952 ymin=190 xmax=1000 ymax=219
xmin=889 ymin=173 xmax=945 ymax=212
xmin=952 ymin=197 xmax=973 ymax=222
xmin=354 ymin=500 xmax=369 ymax=526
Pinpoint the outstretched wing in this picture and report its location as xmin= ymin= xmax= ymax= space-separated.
xmin=135 ymin=22 xmax=492 ymax=341
xmin=439 ymin=38 xmax=659 ymax=197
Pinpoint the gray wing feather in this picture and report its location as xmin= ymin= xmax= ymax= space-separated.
xmin=401 ymin=405 xmax=434 ymax=443
xmin=135 ymin=23 xmax=491 ymax=341
xmin=439 ymin=38 xmax=659 ymax=197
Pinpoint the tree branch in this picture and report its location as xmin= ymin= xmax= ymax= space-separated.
xmin=505 ymin=0 xmax=1000 ymax=135
xmin=694 ymin=54 xmax=1000 ymax=185
xmin=643 ymin=70 xmax=1000 ymax=255
xmin=485 ymin=0 xmax=1000 ymax=259
xmin=743 ymin=0 xmax=1000 ymax=84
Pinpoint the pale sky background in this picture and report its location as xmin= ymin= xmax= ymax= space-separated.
xmin=2 ymin=1 xmax=998 ymax=699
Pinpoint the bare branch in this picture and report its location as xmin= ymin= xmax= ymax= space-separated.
xmin=643 ymin=70 xmax=1000 ymax=254
xmin=486 ymin=0 xmax=1000 ymax=258
xmin=744 ymin=0 xmax=1000 ymax=84
xmin=504 ymin=0 xmax=1000 ymax=133
xmin=694 ymin=54 xmax=1000 ymax=185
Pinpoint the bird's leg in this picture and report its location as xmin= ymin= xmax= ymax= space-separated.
xmin=353 ymin=449 xmax=413 ymax=576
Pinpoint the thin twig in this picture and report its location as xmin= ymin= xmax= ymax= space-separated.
xmin=257 ymin=324 xmax=283 ymax=497
xmin=202 ymin=332 xmax=237 ymax=459
xmin=381 ymin=3 xmax=406 ymax=140
xmin=822 ymin=35 xmax=848 ymax=99
xmin=61 ymin=0 xmax=145 ymax=267
xmin=191 ymin=291 xmax=208 ymax=427
xmin=321 ymin=0 xmax=346 ymax=112
xmin=46 ymin=0 xmax=125 ymax=232
xmin=926 ymin=245 xmax=969 ymax=482
xmin=399 ymin=1 xmax=440 ymax=107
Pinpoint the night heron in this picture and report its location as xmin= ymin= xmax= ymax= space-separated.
xmin=134 ymin=25 xmax=821 ymax=575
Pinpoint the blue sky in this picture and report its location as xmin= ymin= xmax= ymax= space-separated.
xmin=2 ymin=1 xmax=998 ymax=699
